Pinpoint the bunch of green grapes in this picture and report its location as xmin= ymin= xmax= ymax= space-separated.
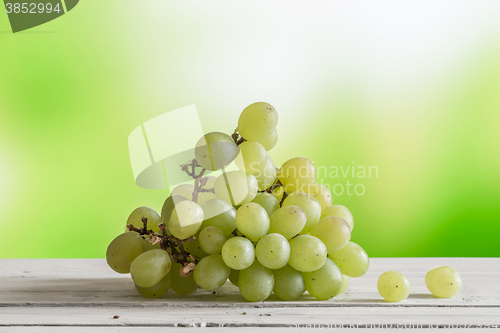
xmin=105 ymin=101 xmax=378 ymax=302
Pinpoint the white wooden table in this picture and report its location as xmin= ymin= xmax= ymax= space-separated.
xmin=0 ymin=258 xmax=498 ymax=332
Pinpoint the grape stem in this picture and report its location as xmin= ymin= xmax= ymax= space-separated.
xmin=231 ymin=128 xmax=246 ymax=146
xmin=180 ymin=159 xmax=211 ymax=203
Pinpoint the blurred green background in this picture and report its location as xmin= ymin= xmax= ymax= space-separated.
xmin=1 ymin=1 xmax=499 ymax=258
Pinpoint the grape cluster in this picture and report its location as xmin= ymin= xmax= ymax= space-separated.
xmin=106 ymin=102 xmax=461 ymax=302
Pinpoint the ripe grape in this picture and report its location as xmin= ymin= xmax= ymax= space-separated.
xmin=130 ymin=249 xmax=172 ymax=288
xmin=199 ymin=226 xmax=227 ymax=254
xmin=214 ymin=170 xmax=258 ymax=206
xmin=183 ymin=231 xmax=208 ymax=260
xmin=328 ymin=241 xmax=369 ymax=277
xmin=170 ymin=262 xmax=199 ymax=295
xmin=302 ymin=258 xmax=343 ymax=300
xmin=238 ymin=260 xmax=274 ymax=302
xmin=168 ymin=200 xmax=204 ymax=239
xmin=268 ymin=206 xmax=307 ymax=240
xmin=282 ymin=191 xmax=321 ymax=234
xmin=337 ymin=275 xmax=349 ymax=296
xmin=234 ymin=141 xmax=267 ymax=174
xmin=238 ymin=102 xmax=278 ymax=142
xmin=195 ymin=132 xmax=238 ymax=171
xmin=425 ymin=266 xmax=462 ymax=298
xmin=253 ymin=155 xmax=277 ymax=191
xmin=106 ymin=232 xmax=144 ymax=273
xmin=134 ymin=271 xmax=171 ymax=298
xmin=251 ymin=192 xmax=280 ymax=216
xmin=377 ymin=271 xmax=411 ymax=302
xmin=257 ymin=129 xmax=278 ymax=151
xmin=126 ymin=206 xmax=161 ymax=233
xmin=171 ymin=184 xmax=194 ymax=201
xmin=141 ymin=237 xmax=161 ymax=252
xmin=229 ymin=269 xmax=240 ymax=286
xmin=197 ymin=176 xmax=217 ymax=206
xmin=272 ymin=264 xmax=306 ymax=301
xmin=255 ymin=233 xmax=290 ymax=269
xmin=193 ymin=254 xmax=230 ymax=292
xmin=201 ymin=198 xmax=236 ymax=236
xmin=277 ymin=157 xmax=316 ymax=193
xmin=321 ymin=205 xmax=354 ymax=231
xmin=288 ymin=235 xmax=327 ymax=272
xmin=309 ymin=216 xmax=351 ymax=253
xmin=221 ymin=236 xmax=255 ymax=270
xmin=300 ymin=183 xmax=332 ymax=211
xmin=235 ymin=203 xmax=270 ymax=242
xmin=161 ymin=195 xmax=188 ymax=230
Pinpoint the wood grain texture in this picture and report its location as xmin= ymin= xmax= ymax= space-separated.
xmin=0 ymin=258 xmax=499 ymax=330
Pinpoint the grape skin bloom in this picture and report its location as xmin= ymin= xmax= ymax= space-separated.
xmin=377 ymin=271 xmax=411 ymax=302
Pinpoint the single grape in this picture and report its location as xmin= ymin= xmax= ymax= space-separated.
xmin=300 ymin=183 xmax=332 ymax=211
xmin=161 ymin=195 xmax=188 ymax=230
xmin=253 ymin=155 xmax=277 ymax=191
xmin=277 ymin=157 xmax=316 ymax=193
xmin=197 ymin=176 xmax=217 ymax=206
xmin=238 ymin=260 xmax=274 ymax=302
xmin=141 ymin=237 xmax=162 ymax=252
xmin=170 ymin=262 xmax=199 ymax=295
xmin=235 ymin=203 xmax=270 ymax=242
xmin=168 ymin=200 xmax=204 ymax=239
xmin=425 ymin=266 xmax=462 ymax=298
xmin=183 ymin=231 xmax=209 ymax=260
xmin=321 ymin=205 xmax=354 ymax=231
xmin=126 ymin=206 xmax=161 ymax=233
xmin=309 ymin=216 xmax=351 ymax=253
xmin=195 ymin=132 xmax=238 ymax=171
xmin=221 ymin=236 xmax=255 ymax=270
xmin=302 ymin=258 xmax=343 ymax=300
xmin=377 ymin=271 xmax=411 ymax=302
xmin=199 ymin=226 xmax=227 ymax=254
xmin=272 ymin=264 xmax=306 ymax=301
xmin=135 ymin=271 xmax=171 ymax=298
xmin=201 ymin=198 xmax=237 ymax=236
xmin=328 ymin=241 xmax=369 ymax=277
xmin=268 ymin=206 xmax=307 ymax=240
xmin=234 ymin=141 xmax=267 ymax=174
xmin=130 ymin=249 xmax=172 ymax=288
xmin=282 ymin=191 xmax=321 ymax=234
xmin=256 ymin=233 xmax=290 ymax=270
xmin=106 ymin=232 xmax=144 ymax=273
xmin=251 ymin=192 xmax=280 ymax=216
xmin=171 ymin=183 xmax=194 ymax=201
xmin=257 ymin=129 xmax=278 ymax=151
xmin=337 ymin=275 xmax=349 ymax=296
xmin=229 ymin=269 xmax=240 ymax=286
xmin=238 ymin=102 xmax=278 ymax=142
xmin=193 ymin=254 xmax=231 ymax=291
xmin=214 ymin=170 xmax=258 ymax=206
xmin=288 ymin=235 xmax=327 ymax=272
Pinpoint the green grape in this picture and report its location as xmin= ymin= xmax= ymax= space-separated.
xmin=302 ymin=258 xmax=343 ymax=300
xmin=238 ymin=102 xmax=278 ymax=142
xmin=221 ymin=236 xmax=255 ymax=270
xmin=195 ymin=132 xmax=238 ymax=171
xmin=300 ymin=183 xmax=332 ymax=211
xmin=126 ymin=206 xmax=161 ymax=233
xmin=328 ymin=241 xmax=369 ymax=277
xmin=197 ymin=176 xmax=217 ymax=206
xmin=183 ymin=232 xmax=209 ymax=260
xmin=235 ymin=203 xmax=270 ymax=242
xmin=234 ymin=141 xmax=267 ymax=174
xmin=171 ymin=183 xmax=194 ymax=201
xmin=193 ymin=254 xmax=231 ymax=291
xmin=199 ymin=226 xmax=227 ymax=254
xmin=238 ymin=260 xmax=274 ymax=302
xmin=142 ymin=236 xmax=162 ymax=252
xmin=201 ymin=198 xmax=236 ymax=236
xmin=271 ymin=185 xmax=285 ymax=201
xmin=268 ymin=206 xmax=307 ymax=240
xmin=168 ymin=200 xmax=204 ymax=240
xmin=251 ymin=192 xmax=280 ymax=216
xmin=253 ymin=155 xmax=277 ymax=191
xmin=272 ymin=264 xmax=306 ymax=301
xmin=229 ymin=269 xmax=240 ymax=286
xmin=277 ymin=157 xmax=316 ymax=193
xmin=337 ymin=275 xmax=349 ymax=296
xmin=321 ymin=205 xmax=354 ymax=231
xmin=170 ymin=262 xmax=199 ymax=295
xmin=309 ymin=216 xmax=351 ymax=253
xmin=106 ymin=232 xmax=144 ymax=273
xmin=282 ymin=191 xmax=321 ymax=234
xmin=377 ymin=271 xmax=411 ymax=302
xmin=257 ymin=129 xmax=277 ymax=151
xmin=214 ymin=170 xmax=258 ymax=206
xmin=130 ymin=249 xmax=172 ymax=288
xmin=161 ymin=195 xmax=188 ymax=231
xmin=288 ymin=235 xmax=327 ymax=272
xmin=135 ymin=271 xmax=171 ymax=298
xmin=255 ymin=233 xmax=290 ymax=269
xmin=425 ymin=266 xmax=462 ymax=298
